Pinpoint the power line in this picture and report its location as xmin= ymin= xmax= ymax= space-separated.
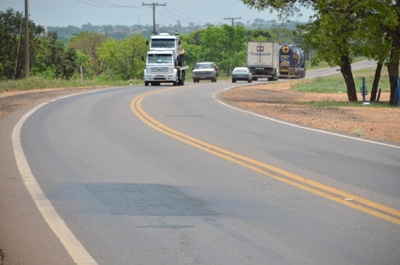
xmin=76 ymin=1 xmax=235 ymax=28
xmin=224 ymin=17 xmax=241 ymax=27
xmin=164 ymin=5 xmax=206 ymax=24
xmin=155 ymin=8 xmax=222 ymax=27
xmin=77 ymin=1 xmax=218 ymax=26
xmin=142 ymin=2 xmax=166 ymax=34
xmin=76 ymin=0 xmax=144 ymax=8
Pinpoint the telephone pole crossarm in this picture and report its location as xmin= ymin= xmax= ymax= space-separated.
xmin=142 ymin=2 xmax=166 ymax=35
xmin=224 ymin=17 xmax=241 ymax=27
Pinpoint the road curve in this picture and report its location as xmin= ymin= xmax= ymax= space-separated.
xmin=1 ymin=62 xmax=399 ymax=265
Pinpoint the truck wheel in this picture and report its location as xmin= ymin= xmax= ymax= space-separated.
xmin=232 ymin=79 xmax=236 ymax=83
xmin=248 ymin=79 xmax=252 ymax=83
xmin=145 ymin=82 xmax=149 ymax=86
xmin=179 ymin=79 xmax=185 ymax=86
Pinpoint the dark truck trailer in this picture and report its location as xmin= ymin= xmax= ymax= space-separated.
xmin=279 ymin=44 xmax=306 ymax=79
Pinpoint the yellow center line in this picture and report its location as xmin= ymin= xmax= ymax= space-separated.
xmin=130 ymin=87 xmax=400 ymax=226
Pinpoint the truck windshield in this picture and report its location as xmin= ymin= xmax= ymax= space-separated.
xmin=151 ymin=39 xmax=175 ymax=48
xmin=147 ymin=54 xmax=173 ymax=63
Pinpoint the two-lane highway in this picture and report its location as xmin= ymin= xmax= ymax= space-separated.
xmin=1 ymin=62 xmax=399 ymax=264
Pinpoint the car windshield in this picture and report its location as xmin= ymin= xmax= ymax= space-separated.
xmin=147 ymin=54 xmax=173 ymax=63
xmin=234 ymin=68 xmax=248 ymax=72
xmin=195 ymin=63 xmax=214 ymax=69
xmin=151 ymin=39 xmax=175 ymax=48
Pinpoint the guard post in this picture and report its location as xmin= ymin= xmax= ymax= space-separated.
xmin=397 ymin=78 xmax=400 ymax=106
xmin=360 ymin=77 xmax=368 ymax=104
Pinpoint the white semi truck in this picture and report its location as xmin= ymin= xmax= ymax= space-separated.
xmin=144 ymin=33 xmax=188 ymax=86
xmin=246 ymin=41 xmax=279 ymax=81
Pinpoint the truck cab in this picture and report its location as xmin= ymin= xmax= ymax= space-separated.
xmin=143 ymin=33 xmax=188 ymax=86
xmin=149 ymin=32 xmax=184 ymax=67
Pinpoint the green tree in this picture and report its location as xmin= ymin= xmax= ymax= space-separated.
xmin=33 ymin=32 xmax=78 ymax=79
xmin=68 ymin=32 xmax=107 ymax=76
xmin=242 ymin=0 xmax=314 ymax=19
xmin=180 ymin=30 xmax=206 ymax=67
xmin=353 ymin=3 xmax=391 ymax=102
xmin=200 ymin=25 xmax=247 ymax=76
xmin=48 ymin=25 xmax=81 ymax=43
xmin=366 ymin=0 xmax=400 ymax=105
xmin=246 ymin=29 xmax=272 ymax=41
xmin=298 ymin=1 xmax=360 ymax=101
xmin=75 ymin=50 xmax=94 ymax=79
xmin=97 ymin=34 xmax=147 ymax=80
xmin=269 ymin=27 xmax=295 ymax=44
xmin=0 ymin=8 xmax=45 ymax=80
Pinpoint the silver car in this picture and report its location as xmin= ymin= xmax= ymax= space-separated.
xmin=232 ymin=67 xmax=252 ymax=83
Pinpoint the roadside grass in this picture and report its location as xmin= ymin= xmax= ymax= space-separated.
xmin=306 ymin=56 xmax=366 ymax=70
xmin=0 ymin=76 xmax=143 ymax=94
xmin=296 ymin=100 xmax=394 ymax=108
xmin=288 ymin=63 xmax=398 ymax=108
xmin=292 ymin=66 xmax=391 ymax=94
xmin=354 ymin=128 xmax=365 ymax=137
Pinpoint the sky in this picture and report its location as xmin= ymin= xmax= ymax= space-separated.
xmin=1 ymin=0 xmax=314 ymax=28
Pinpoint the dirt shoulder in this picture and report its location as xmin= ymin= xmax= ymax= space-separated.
xmin=1 ymin=82 xmax=400 ymax=144
xmin=222 ymin=80 xmax=400 ymax=143
xmin=0 ymin=87 xmax=105 ymax=122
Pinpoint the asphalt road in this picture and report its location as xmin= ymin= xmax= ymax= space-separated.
xmin=0 ymin=61 xmax=399 ymax=265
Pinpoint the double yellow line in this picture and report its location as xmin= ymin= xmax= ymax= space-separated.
xmin=130 ymin=87 xmax=400 ymax=226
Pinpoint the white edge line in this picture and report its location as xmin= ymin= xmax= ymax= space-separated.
xmin=11 ymin=90 xmax=109 ymax=265
xmin=214 ymin=87 xmax=400 ymax=150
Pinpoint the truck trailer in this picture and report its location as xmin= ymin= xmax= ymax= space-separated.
xmin=246 ymin=41 xmax=279 ymax=81
xmin=278 ymin=44 xmax=306 ymax=78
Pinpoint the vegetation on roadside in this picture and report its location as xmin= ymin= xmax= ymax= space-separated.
xmin=290 ymin=67 xmax=396 ymax=107
xmin=293 ymin=67 xmax=391 ymax=94
xmin=0 ymin=76 xmax=142 ymax=94
xmin=297 ymin=100 xmax=395 ymax=108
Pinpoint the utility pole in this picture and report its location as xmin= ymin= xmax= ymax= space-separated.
xmin=142 ymin=2 xmax=166 ymax=35
xmin=224 ymin=17 xmax=241 ymax=27
xmin=25 ymin=0 xmax=29 ymax=78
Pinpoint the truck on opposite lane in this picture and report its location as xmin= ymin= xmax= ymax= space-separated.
xmin=144 ymin=32 xmax=188 ymax=86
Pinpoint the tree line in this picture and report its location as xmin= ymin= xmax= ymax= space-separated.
xmin=0 ymin=8 xmax=296 ymax=82
xmin=48 ymin=19 xmax=305 ymax=43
